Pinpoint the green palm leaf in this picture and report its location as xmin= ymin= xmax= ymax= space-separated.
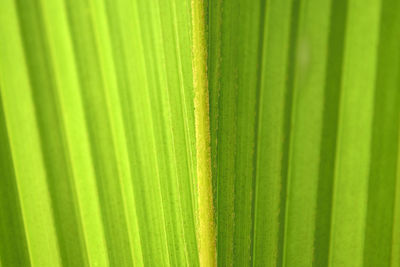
xmin=1 ymin=0 xmax=399 ymax=266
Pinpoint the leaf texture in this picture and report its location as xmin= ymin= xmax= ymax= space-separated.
xmin=209 ymin=0 xmax=400 ymax=266
xmin=1 ymin=0 xmax=199 ymax=266
xmin=1 ymin=0 xmax=400 ymax=266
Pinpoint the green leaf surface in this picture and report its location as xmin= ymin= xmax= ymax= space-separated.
xmin=1 ymin=0 xmax=400 ymax=266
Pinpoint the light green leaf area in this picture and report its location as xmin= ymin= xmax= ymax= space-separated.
xmin=1 ymin=0 xmax=400 ymax=266
xmin=0 ymin=0 xmax=198 ymax=266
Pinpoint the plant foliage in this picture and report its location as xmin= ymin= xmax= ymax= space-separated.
xmin=0 ymin=0 xmax=399 ymax=266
